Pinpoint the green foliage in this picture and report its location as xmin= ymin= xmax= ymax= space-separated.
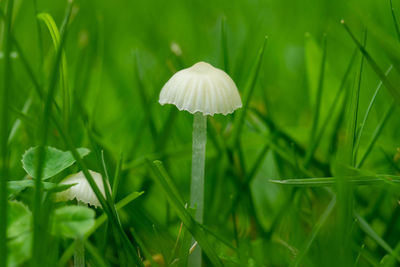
xmin=37 ymin=12 xmax=70 ymax=123
xmin=7 ymin=201 xmax=32 ymax=267
xmin=21 ymin=146 xmax=90 ymax=180
xmin=3 ymin=0 xmax=400 ymax=266
xmin=7 ymin=201 xmax=31 ymax=240
xmin=148 ymin=160 xmax=224 ymax=266
xmin=52 ymin=206 xmax=95 ymax=238
xmin=7 ymin=180 xmax=74 ymax=195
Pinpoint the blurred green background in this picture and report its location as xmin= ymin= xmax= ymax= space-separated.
xmin=3 ymin=0 xmax=400 ymax=266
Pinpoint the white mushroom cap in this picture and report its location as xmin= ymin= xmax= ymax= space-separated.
xmin=159 ymin=62 xmax=242 ymax=116
xmin=56 ymin=170 xmax=108 ymax=208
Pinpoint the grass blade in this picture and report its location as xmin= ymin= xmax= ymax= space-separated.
xmin=112 ymin=153 xmax=123 ymax=202
xmin=30 ymin=4 xmax=144 ymax=266
xmin=381 ymin=148 xmax=400 ymax=173
xmin=356 ymin=101 xmax=395 ymax=168
xmin=351 ymin=30 xmax=367 ymax=165
xmin=353 ymin=65 xmax=393 ymax=162
xmin=381 ymin=243 xmax=400 ymax=267
xmin=133 ymin=53 xmax=157 ymax=142
xmin=8 ymin=96 xmax=32 ymax=144
xmin=305 ymin=49 xmax=356 ymax=167
xmin=355 ymin=212 xmax=400 ymax=263
xmin=304 ymin=34 xmax=327 ymax=167
xmin=246 ymin=142 xmax=270 ymax=184
xmin=155 ymin=108 xmax=178 ymax=151
xmin=334 ymin=28 xmax=365 ymax=265
xmin=84 ymin=241 xmax=108 ymax=267
xmin=0 ymin=7 xmax=49 ymax=106
xmin=148 ymin=160 xmax=224 ymax=267
xmin=100 ymin=150 xmax=114 ymax=207
xmin=221 ymin=17 xmax=230 ymax=73
xmin=270 ymin=174 xmax=400 ymax=187
xmin=88 ymin=191 xmax=144 ymax=241
xmin=293 ymin=195 xmax=336 ymax=266
xmin=33 ymin=51 xmax=145 ymax=266
xmin=130 ymin=227 xmax=160 ymax=267
xmin=250 ymin=108 xmax=330 ymax=174
xmin=179 ymin=223 xmax=193 ymax=267
xmin=32 ymin=3 xmax=73 ymax=266
xmin=335 ymin=29 xmax=365 ymax=168
xmin=0 ymin=0 xmax=14 ymax=265
xmin=33 ymin=0 xmax=43 ymax=77
xmin=37 ymin=12 xmax=70 ymax=125
xmin=231 ymin=36 xmax=268 ymax=146
xmin=342 ymin=20 xmax=400 ymax=105
xmin=56 ymin=125 xmax=145 ymax=267
xmin=199 ymin=224 xmax=236 ymax=251
xmin=390 ymin=0 xmax=400 ymax=42
xmin=58 ymin=191 xmax=144 ymax=266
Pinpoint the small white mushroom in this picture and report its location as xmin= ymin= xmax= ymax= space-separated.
xmin=159 ymin=61 xmax=242 ymax=116
xmin=159 ymin=61 xmax=242 ymax=267
xmin=56 ymin=170 xmax=108 ymax=208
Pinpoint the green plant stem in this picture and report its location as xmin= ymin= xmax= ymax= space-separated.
xmin=353 ymin=65 xmax=392 ymax=161
xmin=189 ymin=112 xmax=207 ymax=267
xmin=304 ymin=34 xmax=327 ymax=167
xmin=112 ymin=153 xmax=123 ymax=202
xmin=148 ymin=161 xmax=223 ymax=266
xmin=390 ymin=0 xmax=400 ymax=42
xmin=231 ymin=36 xmax=268 ymax=146
xmin=221 ymin=17 xmax=229 ymax=73
xmin=0 ymin=0 xmax=13 ymax=266
xmin=8 ymin=96 xmax=32 ymax=144
xmin=32 ymin=4 xmax=73 ymax=266
xmin=305 ymin=49 xmax=356 ymax=166
xmin=74 ymin=235 xmax=85 ymax=267
xmin=342 ymin=20 xmax=400 ymax=103
xmin=294 ymin=195 xmax=336 ymax=266
xmin=0 ymin=4 xmax=143 ymax=266
xmin=356 ymin=101 xmax=395 ymax=168
xmin=352 ymin=30 xmax=367 ymax=165
xmin=33 ymin=0 xmax=44 ymax=80
xmin=58 ymin=191 xmax=144 ymax=267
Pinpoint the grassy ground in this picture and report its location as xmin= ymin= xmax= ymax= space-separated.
xmin=2 ymin=0 xmax=400 ymax=266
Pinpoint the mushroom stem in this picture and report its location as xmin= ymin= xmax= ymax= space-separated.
xmin=189 ymin=112 xmax=207 ymax=267
xmin=190 ymin=112 xmax=207 ymax=222
xmin=74 ymin=235 xmax=85 ymax=267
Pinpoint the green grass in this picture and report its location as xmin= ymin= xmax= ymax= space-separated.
xmin=0 ymin=0 xmax=13 ymax=266
xmin=2 ymin=0 xmax=400 ymax=266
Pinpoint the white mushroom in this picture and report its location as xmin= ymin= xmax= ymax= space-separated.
xmin=56 ymin=170 xmax=108 ymax=208
xmin=159 ymin=61 xmax=242 ymax=116
xmin=159 ymin=61 xmax=242 ymax=267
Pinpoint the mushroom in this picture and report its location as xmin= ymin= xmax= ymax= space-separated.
xmin=56 ymin=170 xmax=108 ymax=208
xmin=56 ymin=170 xmax=109 ymax=267
xmin=159 ymin=61 xmax=242 ymax=266
xmin=159 ymin=61 xmax=242 ymax=116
